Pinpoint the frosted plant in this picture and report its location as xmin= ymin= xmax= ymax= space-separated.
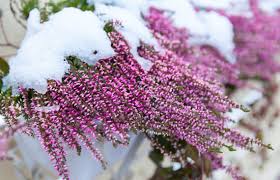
xmin=0 ymin=0 xmax=279 ymax=179
xmin=0 ymin=29 xmax=268 ymax=180
xmin=145 ymin=7 xmax=241 ymax=89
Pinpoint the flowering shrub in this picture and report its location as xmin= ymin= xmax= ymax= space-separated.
xmin=229 ymin=0 xmax=280 ymax=80
xmin=0 ymin=0 xmax=280 ymax=179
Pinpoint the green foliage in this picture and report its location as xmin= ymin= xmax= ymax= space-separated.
xmin=149 ymin=149 xmax=164 ymax=166
xmin=240 ymin=105 xmax=250 ymax=112
xmin=21 ymin=0 xmax=39 ymax=19
xmin=150 ymin=166 xmax=198 ymax=180
xmin=0 ymin=58 xmax=9 ymax=77
xmin=264 ymin=143 xmax=274 ymax=150
xmin=104 ymin=22 xmax=115 ymax=33
xmin=149 ymin=135 xmax=212 ymax=179
xmin=223 ymin=144 xmax=237 ymax=152
xmin=0 ymin=57 xmax=9 ymax=90
xmin=48 ymin=0 xmax=95 ymax=13
xmin=66 ymin=56 xmax=90 ymax=71
xmin=21 ymin=0 xmax=94 ymax=21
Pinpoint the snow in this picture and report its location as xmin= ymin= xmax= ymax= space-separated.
xmin=88 ymin=0 xmax=115 ymax=4
xmin=89 ymin=0 xmax=148 ymax=17
xmin=35 ymin=105 xmax=60 ymax=113
xmin=189 ymin=11 xmax=236 ymax=63
xmin=89 ymin=0 xmax=238 ymax=63
xmin=6 ymin=0 xmax=279 ymax=94
xmin=95 ymin=4 xmax=158 ymax=70
xmin=190 ymin=0 xmax=232 ymax=10
xmin=4 ymin=8 xmax=115 ymax=93
xmin=24 ymin=9 xmax=41 ymax=39
xmin=226 ymin=89 xmax=262 ymax=126
xmin=259 ymin=0 xmax=280 ymax=14
xmin=191 ymin=0 xmax=252 ymax=17
xmin=149 ymin=0 xmax=236 ymax=63
xmin=149 ymin=0 xmax=207 ymax=37
xmin=0 ymin=115 xmax=5 ymax=126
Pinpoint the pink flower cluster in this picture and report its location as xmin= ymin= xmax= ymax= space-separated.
xmin=1 ymin=2 xmax=280 ymax=180
xmin=229 ymin=0 xmax=280 ymax=80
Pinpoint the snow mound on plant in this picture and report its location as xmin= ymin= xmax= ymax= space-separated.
xmin=259 ymin=0 xmax=280 ymax=14
xmin=4 ymin=8 xmax=115 ymax=93
xmin=149 ymin=0 xmax=236 ymax=63
xmin=95 ymin=3 xmax=159 ymax=70
xmin=191 ymin=0 xmax=252 ymax=17
xmin=188 ymin=11 xmax=236 ymax=63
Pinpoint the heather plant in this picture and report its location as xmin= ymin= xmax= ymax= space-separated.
xmin=145 ymin=7 xmax=241 ymax=89
xmin=0 ymin=29 xmax=269 ymax=180
xmin=228 ymin=0 xmax=280 ymax=80
xmin=0 ymin=0 xmax=279 ymax=180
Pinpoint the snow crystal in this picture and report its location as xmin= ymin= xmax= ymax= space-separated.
xmin=4 ymin=8 xmax=115 ymax=93
xmin=95 ymin=3 xmax=158 ymax=70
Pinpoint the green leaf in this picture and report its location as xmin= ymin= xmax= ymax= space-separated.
xmin=240 ymin=105 xmax=250 ymax=112
xmin=223 ymin=144 xmax=237 ymax=152
xmin=21 ymin=0 xmax=39 ymax=19
xmin=0 ymin=57 xmax=9 ymax=77
xmin=185 ymin=144 xmax=199 ymax=162
xmin=149 ymin=149 xmax=164 ymax=166
xmin=104 ymin=22 xmax=115 ymax=33
xmin=208 ymin=147 xmax=223 ymax=153
xmin=265 ymin=144 xmax=274 ymax=150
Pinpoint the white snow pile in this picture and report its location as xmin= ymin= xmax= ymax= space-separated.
xmin=89 ymin=0 xmax=148 ymax=17
xmin=4 ymin=8 xmax=115 ymax=93
xmin=191 ymin=0 xmax=252 ymax=17
xmin=225 ymin=88 xmax=262 ymax=126
xmin=149 ymin=0 xmax=236 ymax=63
xmin=259 ymin=0 xmax=280 ymax=14
xmin=188 ymin=11 xmax=236 ymax=63
xmin=95 ymin=3 xmax=158 ymax=70
xmin=5 ymin=4 xmax=160 ymax=94
xmin=0 ymin=115 xmax=5 ymax=126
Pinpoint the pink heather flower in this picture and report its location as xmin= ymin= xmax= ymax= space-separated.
xmin=0 ymin=6 xmax=276 ymax=179
xmin=206 ymin=152 xmax=245 ymax=180
xmin=0 ymin=30 xmax=262 ymax=180
xmin=145 ymin=7 xmax=241 ymax=88
xmin=228 ymin=0 xmax=280 ymax=80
